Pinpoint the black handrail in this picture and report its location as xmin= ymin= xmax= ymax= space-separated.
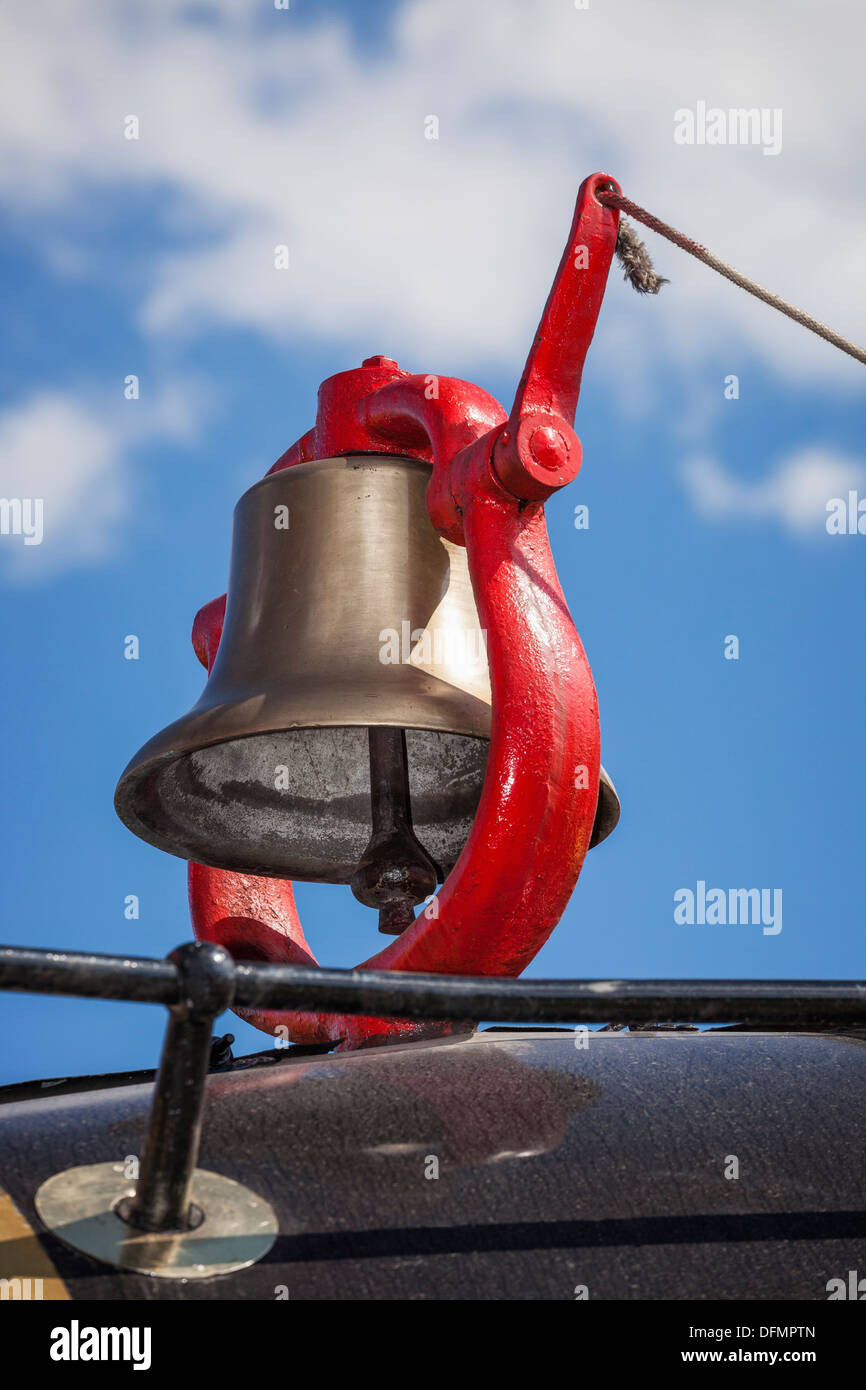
xmin=2 ymin=943 xmax=865 ymax=1025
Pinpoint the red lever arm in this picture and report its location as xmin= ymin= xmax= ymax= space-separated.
xmin=512 ymin=171 xmax=622 ymax=424
xmin=492 ymin=170 xmax=621 ymax=502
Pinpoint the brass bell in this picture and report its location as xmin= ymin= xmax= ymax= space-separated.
xmin=115 ymin=454 xmax=619 ymax=931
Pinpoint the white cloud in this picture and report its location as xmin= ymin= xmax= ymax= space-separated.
xmin=0 ymin=0 xmax=863 ymax=395
xmin=0 ymin=394 xmax=124 ymax=577
xmin=0 ymin=380 xmax=207 ymax=580
xmin=681 ymin=448 xmax=866 ymax=536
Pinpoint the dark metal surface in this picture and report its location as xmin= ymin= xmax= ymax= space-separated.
xmin=7 ymin=940 xmax=861 ymax=1277
xmin=2 ymin=943 xmax=865 ymax=1027
xmin=3 ymin=1029 xmax=865 ymax=1300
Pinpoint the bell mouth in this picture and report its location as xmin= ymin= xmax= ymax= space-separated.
xmin=115 ymin=725 xmax=489 ymax=883
xmin=115 ymin=727 xmax=619 ymax=881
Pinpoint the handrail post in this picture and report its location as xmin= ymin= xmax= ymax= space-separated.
xmin=118 ymin=941 xmax=235 ymax=1233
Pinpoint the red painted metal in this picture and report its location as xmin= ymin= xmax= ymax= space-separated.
xmin=188 ymin=172 xmax=621 ymax=1049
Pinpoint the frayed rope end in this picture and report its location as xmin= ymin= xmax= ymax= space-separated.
xmin=615 ymin=219 xmax=669 ymax=295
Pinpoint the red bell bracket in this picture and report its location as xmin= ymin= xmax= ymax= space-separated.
xmin=187 ymin=172 xmax=621 ymax=1049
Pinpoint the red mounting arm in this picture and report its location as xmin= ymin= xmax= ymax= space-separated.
xmin=189 ymin=172 xmax=621 ymax=1048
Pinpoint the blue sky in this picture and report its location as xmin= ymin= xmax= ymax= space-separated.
xmin=1 ymin=0 xmax=864 ymax=1084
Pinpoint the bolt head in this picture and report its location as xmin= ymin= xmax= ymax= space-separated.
xmin=362 ymin=355 xmax=399 ymax=370
xmin=528 ymin=424 xmax=568 ymax=472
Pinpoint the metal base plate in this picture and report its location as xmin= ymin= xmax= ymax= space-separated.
xmin=35 ymin=1163 xmax=277 ymax=1279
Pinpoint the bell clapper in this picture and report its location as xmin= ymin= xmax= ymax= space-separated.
xmin=350 ymin=727 xmax=439 ymax=935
